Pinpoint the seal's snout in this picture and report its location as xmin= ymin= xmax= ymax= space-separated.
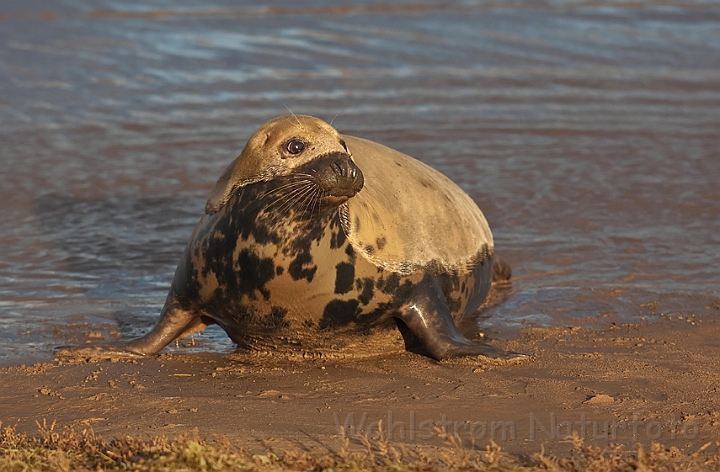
xmin=311 ymin=153 xmax=364 ymax=201
xmin=330 ymin=156 xmax=364 ymax=196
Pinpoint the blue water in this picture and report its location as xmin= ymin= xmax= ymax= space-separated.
xmin=1 ymin=0 xmax=719 ymax=365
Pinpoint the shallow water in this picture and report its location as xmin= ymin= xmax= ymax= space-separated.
xmin=1 ymin=1 xmax=719 ymax=366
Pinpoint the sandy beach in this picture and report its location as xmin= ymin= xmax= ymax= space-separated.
xmin=3 ymin=310 xmax=719 ymax=459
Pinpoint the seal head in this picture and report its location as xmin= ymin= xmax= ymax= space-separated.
xmin=206 ymin=115 xmax=362 ymax=214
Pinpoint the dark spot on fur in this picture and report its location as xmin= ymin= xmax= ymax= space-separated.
xmin=357 ymin=278 xmax=375 ymax=305
xmin=330 ymin=228 xmax=347 ymax=249
xmin=360 ymin=278 xmax=415 ymax=328
xmin=376 ymin=275 xmax=384 ymax=291
xmin=380 ymin=273 xmax=400 ymax=294
xmin=354 ymin=216 xmax=360 ymax=231
xmin=438 ymin=271 xmax=463 ymax=314
xmin=303 ymin=319 xmax=315 ymax=328
xmin=195 ymin=246 xmax=277 ymax=319
xmin=393 ymin=279 xmax=415 ymax=304
xmin=319 ymin=299 xmax=360 ymax=329
xmin=260 ymin=306 xmax=289 ymax=329
xmin=178 ymin=175 xmax=356 ymax=337
xmin=334 ymin=262 xmax=355 ymax=294
xmin=376 ymin=237 xmax=386 ymax=250
xmin=202 ymin=233 xmax=234 ymax=279
xmin=236 ymin=249 xmax=275 ymax=301
xmin=364 ymin=245 xmax=375 ymax=255
xmin=288 ymin=252 xmax=317 ymax=282
xmin=174 ymin=253 xmax=202 ymax=304
xmin=345 ymin=244 xmax=355 ymax=258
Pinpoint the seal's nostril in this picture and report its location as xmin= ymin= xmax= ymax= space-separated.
xmin=334 ymin=158 xmax=354 ymax=178
xmin=332 ymin=161 xmax=343 ymax=176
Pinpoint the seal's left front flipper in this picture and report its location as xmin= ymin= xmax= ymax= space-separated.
xmin=396 ymin=276 xmax=527 ymax=361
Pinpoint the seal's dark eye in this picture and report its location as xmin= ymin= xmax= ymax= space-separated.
xmin=339 ymin=139 xmax=348 ymax=152
xmin=286 ymin=139 xmax=305 ymax=155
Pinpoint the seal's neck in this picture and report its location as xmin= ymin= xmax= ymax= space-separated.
xmin=229 ymin=179 xmax=342 ymax=251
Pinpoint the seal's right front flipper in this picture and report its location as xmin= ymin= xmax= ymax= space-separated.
xmin=396 ymin=276 xmax=526 ymax=361
xmin=123 ymin=301 xmax=207 ymax=356
xmin=57 ymin=301 xmax=207 ymax=360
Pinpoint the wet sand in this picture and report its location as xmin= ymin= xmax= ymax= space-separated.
xmin=2 ymin=311 xmax=719 ymax=456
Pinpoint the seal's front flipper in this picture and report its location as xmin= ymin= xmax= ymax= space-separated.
xmin=55 ymin=303 xmax=206 ymax=360
xmin=122 ymin=301 xmax=207 ymax=356
xmin=396 ymin=276 xmax=526 ymax=361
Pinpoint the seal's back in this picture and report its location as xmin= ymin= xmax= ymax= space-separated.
xmin=340 ymin=135 xmax=493 ymax=275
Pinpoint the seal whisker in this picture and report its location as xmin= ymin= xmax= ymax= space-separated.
xmin=260 ymin=181 xmax=315 ymax=215
xmin=260 ymin=186 xmax=305 ymax=211
xmin=273 ymin=185 xmax=315 ymax=215
xmin=307 ymin=187 xmax=323 ymax=219
xmin=284 ymin=106 xmax=304 ymax=130
xmin=263 ymin=180 xmax=313 ymax=198
xmin=263 ymin=183 xmax=306 ymax=198
xmin=283 ymin=188 xmax=309 ymax=219
xmin=296 ymin=185 xmax=320 ymax=220
xmin=355 ymin=191 xmax=383 ymax=234
xmin=276 ymin=181 xmax=317 ymax=216
xmin=310 ymin=187 xmax=322 ymax=218
xmin=259 ymin=177 xmax=314 ymax=200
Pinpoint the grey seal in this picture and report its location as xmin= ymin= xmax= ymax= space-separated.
xmin=122 ymin=115 xmax=520 ymax=360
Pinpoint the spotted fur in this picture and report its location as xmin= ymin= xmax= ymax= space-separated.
xmin=124 ymin=115 xmax=522 ymax=361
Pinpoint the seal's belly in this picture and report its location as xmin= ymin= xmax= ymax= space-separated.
xmin=195 ymin=219 xmax=399 ymax=333
xmin=191 ymin=216 xmax=491 ymax=338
